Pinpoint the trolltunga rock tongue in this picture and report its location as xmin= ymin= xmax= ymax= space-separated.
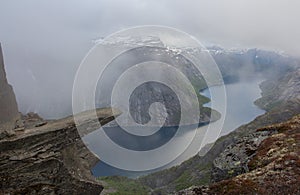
xmin=0 ymin=43 xmax=19 ymax=130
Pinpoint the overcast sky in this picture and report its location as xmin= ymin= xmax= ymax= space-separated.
xmin=0 ymin=0 xmax=299 ymax=118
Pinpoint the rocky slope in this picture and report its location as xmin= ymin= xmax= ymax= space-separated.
xmin=211 ymin=66 xmax=300 ymax=183
xmin=177 ymin=114 xmax=300 ymax=194
xmin=136 ymin=58 xmax=300 ymax=194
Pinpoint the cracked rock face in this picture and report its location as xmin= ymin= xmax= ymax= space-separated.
xmin=0 ymin=44 xmax=20 ymax=132
xmin=0 ymin=108 xmax=119 ymax=195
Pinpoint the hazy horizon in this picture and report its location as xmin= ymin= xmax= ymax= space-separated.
xmin=0 ymin=0 xmax=299 ymax=118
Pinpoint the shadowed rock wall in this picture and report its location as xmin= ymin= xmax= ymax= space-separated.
xmin=0 ymin=43 xmax=19 ymax=130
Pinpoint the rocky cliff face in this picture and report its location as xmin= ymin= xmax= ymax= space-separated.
xmin=0 ymin=108 xmax=119 ymax=195
xmin=0 ymin=44 xmax=20 ymax=132
xmin=0 ymin=46 xmax=120 ymax=194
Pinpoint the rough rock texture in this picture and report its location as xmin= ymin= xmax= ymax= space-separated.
xmin=0 ymin=43 xmax=20 ymax=132
xmin=177 ymin=185 xmax=210 ymax=195
xmin=209 ymin=115 xmax=300 ymax=194
xmin=177 ymin=115 xmax=300 ymax=195
xmin=211 ymin=130 xmax=273 ymax=182
xmin=0 ymin=108 xmax=120 ymax=194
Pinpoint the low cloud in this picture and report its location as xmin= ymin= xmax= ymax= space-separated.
xmin=0 ymin=0 xmax=299 ymax=118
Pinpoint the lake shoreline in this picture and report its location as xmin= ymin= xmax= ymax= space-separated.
xmin=90 ymin=78 xmax=265 ymax=178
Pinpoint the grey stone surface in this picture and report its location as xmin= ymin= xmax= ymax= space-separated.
xmin=0 ymin=43 xmax=20 ymax=131
xmin=0 ymin=108 xmax=119 ymax=194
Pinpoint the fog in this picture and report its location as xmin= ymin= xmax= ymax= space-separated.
xmin=0 ymin=0 xmax=299 ymax=118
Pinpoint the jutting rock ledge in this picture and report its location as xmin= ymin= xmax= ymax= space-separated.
xmin=0 ymin=44 xmax=120 ymax=194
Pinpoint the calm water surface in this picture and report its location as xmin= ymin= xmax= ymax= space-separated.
xmin=86 ymin=79 xmax=265 ymax=178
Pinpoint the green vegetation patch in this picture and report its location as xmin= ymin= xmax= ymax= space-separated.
xmin=98 ymin=176 xmax=151 ymax=195
xmin=174 ymin=163 xmax=212 ymax=191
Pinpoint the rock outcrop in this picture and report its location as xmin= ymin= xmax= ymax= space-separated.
xmin=0 ymin=43 xmax=20 ymax=133
xmin=177 ymin=114 xmax=300 ymax=194
xmin=0 ymin=108 xmax=120 ymax=194
xmin=0 ymin=44 xmax=121 ymax=194
xmin=211 ymin=130 xmax=272 ymax=182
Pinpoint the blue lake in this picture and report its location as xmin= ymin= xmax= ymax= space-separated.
xmin=86 ymin=78 xmax=265 ymax=178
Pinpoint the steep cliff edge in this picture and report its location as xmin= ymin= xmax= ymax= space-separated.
xmin=0 ymin=43 xmax=20 ymax=133
xmin=0 ymin=107 xmax=120 ymax=195
xmin=0 ymin=45 xmax=120 ymax=194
